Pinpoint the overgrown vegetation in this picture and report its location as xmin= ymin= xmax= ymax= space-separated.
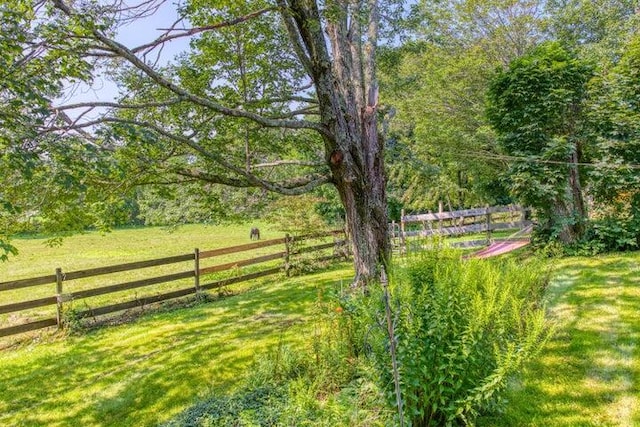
xmin=359 ymin=252 xmax=550 ymax=426
xmin=1 ymin=224 xmax=638 ymax=426
xmin=165 ymin=250 xmax=551 ymax=426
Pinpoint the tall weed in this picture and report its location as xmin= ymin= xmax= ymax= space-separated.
xmin=354 ymin=250 xmax=551 ymax=426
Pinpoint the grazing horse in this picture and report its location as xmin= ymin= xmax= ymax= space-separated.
xmin=250 ymin=227 xmax=260 ymax=240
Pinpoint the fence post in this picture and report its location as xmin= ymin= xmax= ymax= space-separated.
xmin=486 ymin=207 xmax=492 ymax=243
xmin=284 ymin=234 xmax=291 ymax=277
xmin=391 ymin=220 xmax=396 ymax=250
xmin=400 ymin=209 xmax=406 ymax=255
xmin=55 ymin=268 xmax=63 ymax=329
xmin=438 ymin=200 xmax=444 ymax=233
xmin=194 ymin=248 xmax=201 ymax=293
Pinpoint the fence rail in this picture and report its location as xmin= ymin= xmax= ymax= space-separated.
xmin=0 ymin=274 xmax=58 ymax=292
xmin=1 ymin=208 xmax=530 ymax=339
xmin=0 ymin=230 xmax=347 ymax=338
xmin=394 ymin=204 xmax=532 ymax=253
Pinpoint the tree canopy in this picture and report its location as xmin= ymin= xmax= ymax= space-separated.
xmin=487 ymin=42 xmax=592 ymax=243
xmin=1 ymin=0 xmax=416 ymax=284
xmin=2 ymin=0 xmax=640 ymax=262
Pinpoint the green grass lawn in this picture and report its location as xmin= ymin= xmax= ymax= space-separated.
xmin=479 ymin=251 xmax=640 ymax=426
xmin=0 ymin=262 xmax=354 ymax=426
xmin=2 ymin=222 xmax=283 ymax=280
xmin=2 ymin=226 xmax=639 ymax=426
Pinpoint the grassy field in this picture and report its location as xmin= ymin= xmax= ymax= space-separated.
xmin=478 ymin=251 xmax=640 ymax=426
xmin=2 ymin=226 xmax=639 ymax=426
xmin=3 ymin=223 xmax=281 ymax=279
xmin=0 ymin=223 xmax=335 ymax=330
xmin=0 ymin=260 xmax=354 ymax=426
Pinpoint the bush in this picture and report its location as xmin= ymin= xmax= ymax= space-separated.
xmin=352 ymin=251 xmax=550 ymax=426
xmin=162 ymin=252 xmax=550 ymax=426
xmin=560 ymin=196 xmax=640 ymax=256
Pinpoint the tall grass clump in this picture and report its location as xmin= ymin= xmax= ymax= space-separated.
xmin=163 ymin=289 xmax=392 ymax=426
xmin=353 ymin=250 xmax=551 ymax=426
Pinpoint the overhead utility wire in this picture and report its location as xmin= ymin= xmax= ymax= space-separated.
xmin=452 ymin=151 xmax=640 ymax=170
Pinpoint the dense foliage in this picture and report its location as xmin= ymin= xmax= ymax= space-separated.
xmin=160 ymin=251 xmax=549 ymax=426
xmin=580 ymin=34 xmax=640 ymax=253
xmin=1 ymin=0 xmax=419 ymax=283
xmin=2 ymin=0 xmax=640 ymax=257
xmin=380 ymin=0 xmax=546 ymax=212
xmin=486 ymin=42 xmax=592 ymax=244
xmin=356 ymin=252 xmax=550 ymax=425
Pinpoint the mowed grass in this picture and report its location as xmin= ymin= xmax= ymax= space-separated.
xmin=0 ymin=260 xmax=354 ymax=426
xmin=0 ymin=223 xmax=330 ymax=329
xmin=479 ymin=251 xmax=640 ymax=426
xmin=3 ymin=223 xmax=280 ymax=279
xmin=3 ymin=226 xmax=639 ymax=426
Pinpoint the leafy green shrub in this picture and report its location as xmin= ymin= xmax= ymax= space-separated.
xmin=589 ymin=216 xmax=640 ymax=252
xmin=559 ymin=194 xmax=640 ymax=256
xmin=565 ymin=218 xmax=639 ymax=256
xmin=353 ymin=251 xmax=550 ymax=426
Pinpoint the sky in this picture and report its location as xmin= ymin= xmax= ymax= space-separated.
xmin=59 ymin=1 xmax=190 ymax=119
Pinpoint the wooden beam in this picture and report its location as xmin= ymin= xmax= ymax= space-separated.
xmin=0 ymin=296 xmax=58 ymax=314
xmin=200 ymin=267 xmax=281 ymax=291
xmin=63 ymin=254 xmax=194 ymax=281
xmin=69 ymin=271 xmax=194 ymax=300
xmin=0 ymin=318 xmax=58 ymax=338
xmin=403 ymin=205 xmax=523 ymax=223
xmin=0 ymin=275 xmax=57 ymax=292
xmin=294 ymin=241 xmax=336 ymax=254
xmin=199 ymin=252 xmax=285 ymax=275
xmin=199 ymin=238 xmax=285 ymax=259
xmin=77 ymin=287 xmax=197 ymax=318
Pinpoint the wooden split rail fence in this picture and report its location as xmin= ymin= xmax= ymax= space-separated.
xmin=391 ymin=204 xmax=532 ymax=253
xmin=0 ymin=230 xmax=348 ymax=339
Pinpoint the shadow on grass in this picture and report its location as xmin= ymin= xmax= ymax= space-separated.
xmin=0 ymin=264 xmax=354 ymax=427
xmin=478 ymin=254 xmax=640 ymax=426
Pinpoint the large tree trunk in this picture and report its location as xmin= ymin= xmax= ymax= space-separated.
xmin=323 ymin=85 xmax=390 ymax=285
xmin=551 ymin=146 xmax=587 ymax=245
xmin=330 ymin=90 xmax=390 ymax=285
xmin=568 ymin=142 xmax=587 ymax=237
xmin=284 ymin=0 xmax=390 ymax=285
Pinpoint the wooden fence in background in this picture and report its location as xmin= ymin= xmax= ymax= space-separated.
xmin=0 ymin=230 xmax=348 ymax=338
xmin=391 ymin=204 xmax=532 ymax=253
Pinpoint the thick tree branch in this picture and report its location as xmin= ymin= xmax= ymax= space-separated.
xmin=51 ymin=0 xmax=331 ymax=139
xmin=285 ymin=0 xmax=331 ymax=81
xmin=276 ymin=0 xmax=313 ymax=76
xmin=268 ymin=106 xmax=320 ymax=119
xmin=173 ymin=168 xmax=253 ymax=188
xmin=364 ymin=0 xmax=379 ymax=100
xmin=41 ymin=115 xmax=331 ymax=195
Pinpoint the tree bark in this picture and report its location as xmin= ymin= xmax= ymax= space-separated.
xmin=551 ymin=143 xmax=587 ymax=245
xmin=331 ymin=90 xmax=390 ymax=286
xmin=568 ymin=141 xmax=586 ymax=237
xmin=283 ymin=0 xmax=390 ymax=286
